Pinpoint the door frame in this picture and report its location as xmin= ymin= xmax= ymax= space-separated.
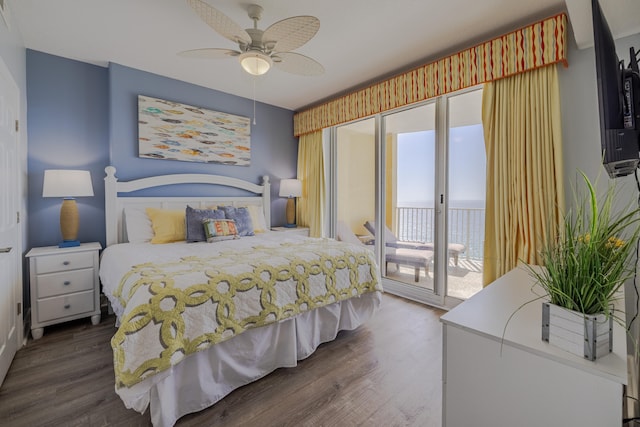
xmin=329 ymin=101 xmax=448 ymax=308
xmin=378 ymin=99 xmax=447 ymax=308
xmin=0 ymin=54 xmax=23 ymax=387
xmin=329 ymin=86 xmax=484 ymax=310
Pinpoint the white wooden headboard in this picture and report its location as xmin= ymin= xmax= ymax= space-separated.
xmin=104 ymin=166 xmax=271 ymax=246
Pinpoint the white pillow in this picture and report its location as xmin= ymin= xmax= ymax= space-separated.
xmin=246 ymin=204 xmax=268 ymax=233
xmin=124 ymin=207 xmax=154 ymax=243
xmin=336 ymin=221 xmax=364 ymax=245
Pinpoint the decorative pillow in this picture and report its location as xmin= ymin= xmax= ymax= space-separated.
xmin=245 ymin=204 xmax=267 ymax=233
xmin=146 ymin=208 xmax=186 ymax=244
xmin=336 ymin=221 xmax=365 ymax=245
xmin=124 ymin=207 xmax=154 ymax=243
xmin=218 ymin=206 xmax=255 ymax=236
xmin=203 ymin=218 xmax=239 ymax=242
xmin=185 ymin=206 xmax=225 ymax=242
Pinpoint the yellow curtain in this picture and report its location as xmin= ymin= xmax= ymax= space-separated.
xmin=482 ymin=64 xmax=564 ymax=286
xmin=297 ymin=130 xmax=325 ymax=237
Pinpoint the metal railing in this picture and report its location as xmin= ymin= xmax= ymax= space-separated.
xmin=395 ymin=206 xmax=485 ymax=260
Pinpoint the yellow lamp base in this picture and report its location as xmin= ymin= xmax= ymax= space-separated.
xmin=285 ymin=197 xmax=296 ymax=227
xmin=59 ymin=198 xmax=80 ymax=247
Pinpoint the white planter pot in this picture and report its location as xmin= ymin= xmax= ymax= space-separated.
xmin=541 ymin=302 xmax=612 ymax=361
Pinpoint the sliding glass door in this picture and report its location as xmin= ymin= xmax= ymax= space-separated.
xmin=446 ymin=89 xmax=485 ymax=300
xmin=381 ymin=103 xmax=440 ymax=301
xmin=332 ymin=87 xmax=485 ymax=308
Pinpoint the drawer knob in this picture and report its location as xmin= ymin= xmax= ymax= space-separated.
xmin=63 ymin=281 xmax=71 ymax=286
xmin=63 ymin=261 xmax=70 ymax=266
xmin=64 ymin=304 xmax=71 ymax=309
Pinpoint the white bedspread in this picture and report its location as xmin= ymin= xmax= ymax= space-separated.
xmin=99 ymin=233 xmax=383 ymax=426
xmin=101 ymin=233 xmax=321 ymax=317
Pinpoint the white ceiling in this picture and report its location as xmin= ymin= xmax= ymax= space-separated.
xmin=6 ymin=0 xmax=640 ymax=111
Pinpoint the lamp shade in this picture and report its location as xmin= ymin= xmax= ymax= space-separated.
xmin=239 ymin=51 xmax=273 ymax=76
xmin=43 ymin=170 xmax=94 ymax=198
xmin=279 ymin=179 xmax=302 ymax=198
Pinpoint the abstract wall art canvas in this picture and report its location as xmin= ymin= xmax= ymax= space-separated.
xmin=138 ymin=95 xmax=251 ymax=166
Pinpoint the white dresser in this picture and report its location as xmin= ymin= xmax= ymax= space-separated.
xmin=440 ymin=266 xmax=628 ymax=427
xmin=26 ymin=242 xmax=102 ymax=340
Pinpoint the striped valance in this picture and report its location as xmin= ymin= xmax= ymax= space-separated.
xmin=294 ymin=13 xmax=567 ymax=136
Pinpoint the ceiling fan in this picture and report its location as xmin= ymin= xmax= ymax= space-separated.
xmin=179 ymin=0 xmax=324 ymax=77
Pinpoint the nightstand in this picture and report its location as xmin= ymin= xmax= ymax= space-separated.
xmin=26 ymin=242 xmax=102 ymax=340
xmin=271 ymin=226 xmax=310 ymax=237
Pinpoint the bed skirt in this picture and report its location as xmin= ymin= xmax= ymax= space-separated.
xmin=116 ymin=291 xmax=382 ymax=427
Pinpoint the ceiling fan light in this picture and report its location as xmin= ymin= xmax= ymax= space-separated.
xmin=239 ymin=51 xmax=273 ymax=76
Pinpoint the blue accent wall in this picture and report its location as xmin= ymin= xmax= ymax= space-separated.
xmin=27 ymin=50 xmax=109 ymax=249
xmin=107 ymin=63 xmax=297 ymax=221
xmin=26 ymin=51 xmax=298 ymax=249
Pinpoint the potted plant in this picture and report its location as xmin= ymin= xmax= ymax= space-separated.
xmin=526 ymin=171 xmax=640 ymax=360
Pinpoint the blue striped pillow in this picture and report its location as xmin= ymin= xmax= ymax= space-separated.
xmin=218 ymin=206 xmax=255 ymax=236
xmin=185 ymin=206 xmax=225 ymax=242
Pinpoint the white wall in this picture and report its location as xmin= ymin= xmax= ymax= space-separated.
xmin=559 ymin=27 xmax=640 ymax=408
xmin=560 ymin=29 xmax=640 ymax=194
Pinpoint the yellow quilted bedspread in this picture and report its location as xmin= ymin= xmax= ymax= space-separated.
xmin=111 ymin=238 xmax=381 ymax=389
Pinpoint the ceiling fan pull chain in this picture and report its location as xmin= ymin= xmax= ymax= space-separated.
xmin=253 ymin=77 xmax=257 ymax=125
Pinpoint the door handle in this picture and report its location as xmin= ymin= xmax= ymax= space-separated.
xmin=0 ymin=247 xmax=12 ymax=253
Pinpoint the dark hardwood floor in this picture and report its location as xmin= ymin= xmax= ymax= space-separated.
xmin=0 ymin=294 xmax=445 ymax=426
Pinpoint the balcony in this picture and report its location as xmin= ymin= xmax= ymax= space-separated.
xmin=383 ymin=206 xmax=484 ymax=299
xmin=396 ymin=206 xmax=485 ymax=260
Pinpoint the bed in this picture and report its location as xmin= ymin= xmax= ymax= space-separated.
xmin=99 ymin=166 xmax=383 ymax=427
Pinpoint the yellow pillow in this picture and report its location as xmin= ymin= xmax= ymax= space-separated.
xmin=146 ymin=208 xmax=186 ymax=244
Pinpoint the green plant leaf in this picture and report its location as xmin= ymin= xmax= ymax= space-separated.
xmin=524 ymin=169 xmax=640 ymax=316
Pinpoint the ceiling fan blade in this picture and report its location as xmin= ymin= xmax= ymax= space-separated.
xmin=263 ymin=16 xmax=320 ymax=53
xmin=186 ymin=0 xmax=251 ymax=46
xmin=178 ymin=48 xmax=240 ymax=59
xmin=273 ymin=52 xmax=324 ymax=76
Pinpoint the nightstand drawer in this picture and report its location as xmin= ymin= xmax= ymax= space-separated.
xmin=35 ymin=251 xmax=95 ymax=274
xmin=36 ymin=268 xmax=95 ymax=298
xmin=37 ymin=290 xmax=95 ymax=323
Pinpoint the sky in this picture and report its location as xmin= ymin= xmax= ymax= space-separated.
xmin=396 ymin=125 xmax=486 ymax=208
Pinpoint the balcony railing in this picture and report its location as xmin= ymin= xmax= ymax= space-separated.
xmin=395 ymin=206 xmax=485 ymax=260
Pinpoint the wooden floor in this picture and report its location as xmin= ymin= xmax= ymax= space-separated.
xmin=0 ymin=294 xmax=445 ymax=426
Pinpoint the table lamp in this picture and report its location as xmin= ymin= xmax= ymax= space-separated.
xmin=279 ymin=179 xmax=302 ymax=228
xmin=43 ymin=169 xmax=94 ymax=247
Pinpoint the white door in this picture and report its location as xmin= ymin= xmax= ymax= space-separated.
xmin=0 ymin=56 xmax=21 ymax=386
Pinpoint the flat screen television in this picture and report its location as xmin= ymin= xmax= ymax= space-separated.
xmin=592 ymin=0 xmax=640 ymax=178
